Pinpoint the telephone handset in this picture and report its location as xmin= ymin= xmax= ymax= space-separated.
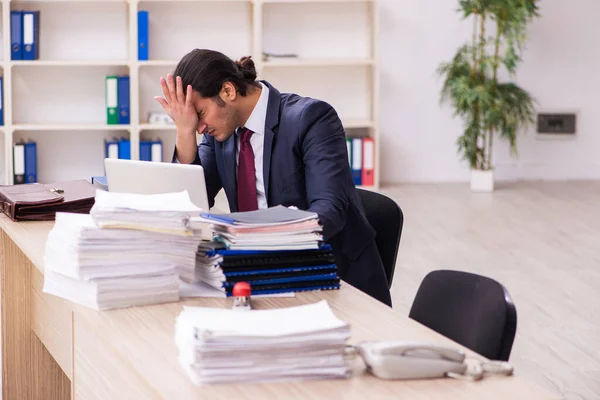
xmin=355 ymin=341 xmax=468 ymax=380
xmin=353 ymin=341 xmax=514 ymax=381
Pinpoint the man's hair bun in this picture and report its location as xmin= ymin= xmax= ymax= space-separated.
xmin=235 ymin=56 xmax=257 ymax=83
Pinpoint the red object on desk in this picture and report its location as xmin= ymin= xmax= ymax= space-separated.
xmin=232 ymin=282 xmax=251 ymax=297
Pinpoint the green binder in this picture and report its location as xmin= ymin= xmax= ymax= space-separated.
xmin=105 ymin=75 xmax=118 ymax=125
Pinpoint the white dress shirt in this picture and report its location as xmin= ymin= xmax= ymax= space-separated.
xmin=235 ymin=81 xmax=269 ymax=209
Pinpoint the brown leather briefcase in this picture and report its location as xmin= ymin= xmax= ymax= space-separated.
xmin=0 ymin=180 xmax=97 ymax=221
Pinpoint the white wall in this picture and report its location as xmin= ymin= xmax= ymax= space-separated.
xmin=379 ymin=0 xmax=600 ymax=183
xmin=4 ymin=1 xmax=597 ymax=185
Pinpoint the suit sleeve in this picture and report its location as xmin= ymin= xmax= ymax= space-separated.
xmin=300 ymin=101 xmax=353 ymax=241
xmin=171 ymin=134 xmax=222 ymax=209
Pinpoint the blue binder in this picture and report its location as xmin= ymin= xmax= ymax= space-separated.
xmin=138 ymin=11 xmax=149 ymax=61
xmin=140 ymin=139 xmax=162 ymax=161
xmin=140 ymin=140 xmax=152 ymax=161
xmin=11 ymin=11 xmax=23 ymax=60
xmin=24 ymin=142 xmax=37 ymax=183
xmin=118 ymin=138 xmax=131 ymax=159
xmin=22 ymin=11 xmax=40 ymax=60
xmin=117 ymin=76 xmax=130 ymax=124
xmin=0 ymin=76 xmax=4 ymax=126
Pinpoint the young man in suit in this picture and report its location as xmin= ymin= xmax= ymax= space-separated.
xmin=155 ymin=49 xmax=392 ymax=307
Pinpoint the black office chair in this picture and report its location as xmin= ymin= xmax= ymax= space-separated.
xmin=408 ymin=270 xmax=517 ymax=361
xmin=356 ymin=188 xmax=403 ymax=288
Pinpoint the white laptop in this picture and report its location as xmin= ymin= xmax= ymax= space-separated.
xmin=103 ymin=158 xmax=210 ymax=212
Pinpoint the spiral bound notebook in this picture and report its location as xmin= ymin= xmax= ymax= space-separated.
xmin=195 ymin=243 xmax=341 ymax=296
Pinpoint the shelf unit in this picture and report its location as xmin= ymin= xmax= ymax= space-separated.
xmin=1 ymin=0 xmax=380 ymax=190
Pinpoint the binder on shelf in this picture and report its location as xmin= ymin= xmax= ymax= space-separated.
xmin=362 ymin=137 xmax=375 ymax=186
xmin=106 ymin=76 xmax=118 ymax=125
xmin=151 ymin=141 xmax=162 ymax=162
xmin=140 ymin=140 xmax=151 ymax=161
xmin=118 ymin=76 xmax=130 ymax=124
xmin=0 ymin=76 xmax=4 ymax=126
xmin=24 ymin=142 xmax=37 ymax=183
xmin=105 ymin=138 xmax=130 ymax=160
xmin=11 ymin=11 xmax=24 ymax=60
xmin=140 ymin=139 xmax=162 ymax=162
xmin=138 ymin=11 xmax=149 ymax=61
xmin=118 ymin=139 xmax=131 ymax=160
xmin=23 ymin=11 xmax=40 ymax=61
xmin=346 ymin=137 xmax=352 ymax=166
xmin=105 ymin=139 xmax=119 ymax=159
xmin=13 ymin=143 xmax=25 ymax=184
xmin=351 ymin=137 xmax=362 ymax=186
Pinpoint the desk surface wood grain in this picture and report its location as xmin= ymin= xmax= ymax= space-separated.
xmin=0 ymin=214 xmax=557 ymax=399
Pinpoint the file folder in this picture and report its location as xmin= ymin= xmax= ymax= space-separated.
xmin=105 ymin=139 xmax=119 ymax=159
xmin=151 ymin=140 xmax=162 ymax=161
xmin=118 ymin=139 xmax=131 ymax=160
xmin=105 ymin=76 xmax=118 ymax=125
xmin=24 ymin=141 xmax=37 ymax=183
xmin=346 ymin=137 xmax=352 ymax=167
xmin=11 ymin=11 xmax=23 ymax=60
xmin=351 ymin=138 xmax=362 ymax=186
xmin=0 ymin=76 xmax=4 ymax=126
xmin=117 ymin=76 xmax=130 ymax=124
xmin=140 ymin=139 xmax=163 ymax=162
xmin=138 ymin=11 xmax=149 ymax=61
xmin=13 ymin=143 xmax=25 ymax=184
xmin=140 ymin=140 xmax=152 ymax=161
xmin=23 ymin=11 xmax=40 ymax=60
xmin=362 ymin=137 xmax=374 ymax=186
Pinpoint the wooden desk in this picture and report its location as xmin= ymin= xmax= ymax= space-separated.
xmin=0 ymin=214 xmax=557 ymax=399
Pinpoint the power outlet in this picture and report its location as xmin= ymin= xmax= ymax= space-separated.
xmin=537 ymin=113 xmax=576 ymax=134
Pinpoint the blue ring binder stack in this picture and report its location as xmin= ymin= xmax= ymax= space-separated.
xmin=191 ymin=206 xmax=342 ymax=296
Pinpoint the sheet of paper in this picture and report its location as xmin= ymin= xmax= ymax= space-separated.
xmin=93 ymin=189 xmax=201 ymax=212
xmin=179 ymin=300 xmax=348 ymax=337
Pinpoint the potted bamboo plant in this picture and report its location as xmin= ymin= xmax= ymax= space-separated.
xmin=438 ymin=0 xmax=540 ymax=192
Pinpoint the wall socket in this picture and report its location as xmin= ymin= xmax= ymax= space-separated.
xmin=537 ymin=113 xmax=576 ymax=135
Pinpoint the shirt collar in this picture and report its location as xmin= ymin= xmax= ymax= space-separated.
xmin=237 ymin=81 xmax=269 ymax=136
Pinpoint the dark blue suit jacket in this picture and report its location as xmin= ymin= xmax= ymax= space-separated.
xmin=176 ymin=80 xmax=391 ymax=306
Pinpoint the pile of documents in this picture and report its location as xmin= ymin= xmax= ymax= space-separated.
xmin=189 ymin=205 xmax=323 ymax=251
xmin=43 ymin=190 xmax=203 ymax=310
xmin=90 ymin=190 xmax=197 ymax=236
xmin=175 ymin=300 xmax=352 ymax=384
xmin=188 ymin=206 xmax=342 ymax=296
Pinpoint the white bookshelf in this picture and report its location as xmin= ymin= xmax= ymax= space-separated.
xmin=1 ymin=0 xmax=380 ymax=190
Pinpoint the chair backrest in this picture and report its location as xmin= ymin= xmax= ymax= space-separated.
xmin=408 ymin=270 xmax=517 ymax=361
xmin=356 ymin=189 xmax=403 ymax=288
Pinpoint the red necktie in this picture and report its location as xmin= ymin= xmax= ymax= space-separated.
xmin=237 ymin=127 xmax=259 ymax=212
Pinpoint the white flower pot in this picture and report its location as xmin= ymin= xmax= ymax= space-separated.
xmin=470 ymin=169 xmax=494 ymax=192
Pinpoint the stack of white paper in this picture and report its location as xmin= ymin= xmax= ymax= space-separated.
xmin=91 ymin=189 xmax=202 ymax=236
xmin=189 ymin=205 xmax=323 ymax=251
xmin=175 ymin=300 xmax=352 ymax=384
xmin=43 ymin=190 xmax=204 ymax=310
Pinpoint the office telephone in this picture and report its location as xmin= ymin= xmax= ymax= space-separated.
xmin=352 ymin=341 xmax=514 ymax=381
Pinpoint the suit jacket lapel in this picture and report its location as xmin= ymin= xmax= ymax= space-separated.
xmin=222 ymin=134 xmax=237 ymax=212
xmin=262 ymin=81 xmax=281 ymax=203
